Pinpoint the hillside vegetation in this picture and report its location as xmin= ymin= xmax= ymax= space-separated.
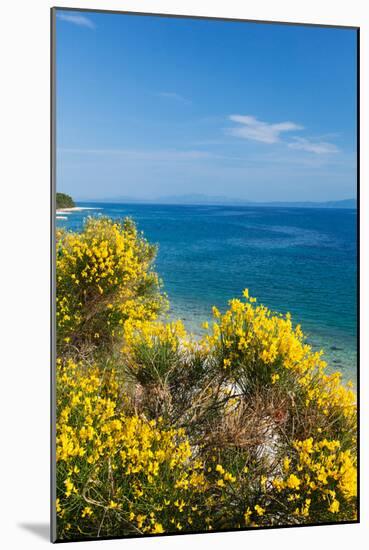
xmin=56 ymin=192 xmax=75 ymax=209
xmin=55 ymin=217 xmax=357 ymax=540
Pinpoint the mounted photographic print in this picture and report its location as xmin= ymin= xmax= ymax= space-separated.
xmin=51 ymin=7 xmax=359 ymax=543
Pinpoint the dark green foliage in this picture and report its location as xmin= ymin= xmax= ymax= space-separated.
xmin=56 ymin=192 xmax=75 ymax=209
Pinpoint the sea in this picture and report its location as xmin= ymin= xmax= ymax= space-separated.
xmin=56 ymin=203 xmax=357 ymax=382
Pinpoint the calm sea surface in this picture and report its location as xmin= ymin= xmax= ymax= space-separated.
xmin=57 ymin=203 xmax=357 ymax=381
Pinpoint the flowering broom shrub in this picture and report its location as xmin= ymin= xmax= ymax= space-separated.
xmin=118 ymin=294 xmax=356 ymax=529
xmin=55 ymin=217 xmax=357 ymax=540
xmin=56 ymin=217 xmax=167 ymax=354
xmin=56 ymin=358 xmax=212 ymax=539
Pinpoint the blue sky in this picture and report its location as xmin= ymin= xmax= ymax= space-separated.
xmin=55 ymin=9 xmax=357 ymax=202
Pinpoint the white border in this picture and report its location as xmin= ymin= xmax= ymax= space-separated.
xmin=0 ymin=1 xmax=367 ymax=548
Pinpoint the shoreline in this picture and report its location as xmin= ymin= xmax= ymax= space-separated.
xmin=56 ymin=206 xmax=102 ymax=220
xmin=56 ymin=206 xmax=102 ymax=213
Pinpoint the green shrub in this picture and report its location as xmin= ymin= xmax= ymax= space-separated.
xmin=56 ymin=217 xmax=167 ymax=354
xmin=56 ymin=192 xmax=75 ymax=209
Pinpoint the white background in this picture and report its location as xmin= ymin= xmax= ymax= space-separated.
xmin=0 ymin=0 xmax=367 ymax=548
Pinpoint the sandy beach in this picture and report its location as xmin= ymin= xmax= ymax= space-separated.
xmin=56 ymin=206 xmax=101 ymax=219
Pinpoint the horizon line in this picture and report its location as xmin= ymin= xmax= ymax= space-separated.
xmin=66 ymin=196 xmax=357 ymax=208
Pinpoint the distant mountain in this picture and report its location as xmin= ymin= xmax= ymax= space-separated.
xmin=155 ymin=193 xmax=246 ymax=205
xmin=82 ymin=195 xmax=357 ymax=209
xmin=251 ymin=198 xmax=357 ymax=209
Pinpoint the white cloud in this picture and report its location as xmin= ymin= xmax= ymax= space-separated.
xmin=228 ymin=115 xmax=303 ymax=144
xmin=288 ymin=137 xmax=339 ymax=154
xmin=157 ymin=92 xmax=191 ymax=104
xmin=57 ymin=12 xmax=95 ymax=29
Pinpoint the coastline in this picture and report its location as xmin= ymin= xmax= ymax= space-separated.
xmin=56 ymin=206 xmax=101 ymax=220
xmin=56 ymin=206 xmax=101 ymax=213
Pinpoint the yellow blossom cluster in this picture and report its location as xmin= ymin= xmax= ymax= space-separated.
xmin=201 ymin=291 xmax=356 ymax=422
xmin=123 ymin=318 xmax=186 ymax=354
xmin=203 ymin=293 xmax=323 ymax=375
xmin=271 ymin=437 xmax=357 ymax=521
xmin=56 ymin=358 xmax=212 ymax=538
xmin=56 ymin=217 xmax=166 ymax=350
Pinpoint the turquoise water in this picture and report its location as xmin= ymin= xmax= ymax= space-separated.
xmin=57 ymin=203 xmax=357 ymax=381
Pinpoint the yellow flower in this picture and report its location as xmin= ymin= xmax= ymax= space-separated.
xmin=329 ymin=499 xmax=340 ymax=513
xmin=287 ymin=474 xmax=301 ymax=490
xmin=283 ymin=457 xmax=291 ymax=472
xmin=152 ymin=522 xmax=164 ymax=534
xmin=64 ymin=477 xmax=74 ymax=497
xmin=260 ymin=475 xmax=267 ymax=488
xmin=244 ymin=507 xmax=252 ymax=523
xmin=254 ymin=505 xmax=265 ymax=516
xmin=212 ymin=306 xmax=220 ymax=318
xmin=224 ymin=471 xmax=236 ymax=483
xmin=174 ymin=499 xmax=185 ymax=512
xmin=81 ymin=506 xmax=93 ymax=518
xmin=223 ymin=358 xmax=231 ymax=369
